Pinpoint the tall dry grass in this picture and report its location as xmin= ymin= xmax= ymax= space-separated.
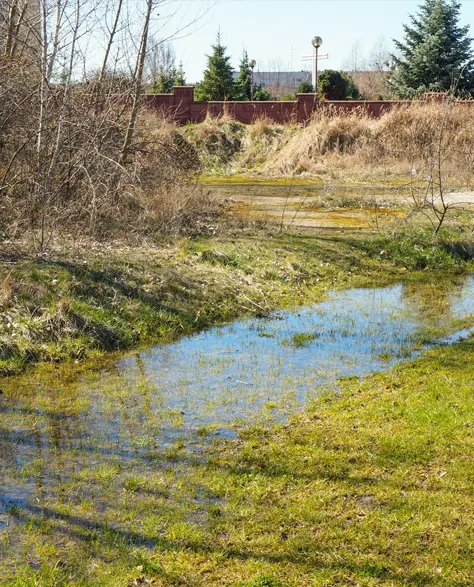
xmin=264 ymin=103 xmax=474 ymax=182
xmin=240 ymin=116 xmax=294 ymax=169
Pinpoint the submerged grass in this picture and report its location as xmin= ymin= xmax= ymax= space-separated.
xmin=2 ymin=340 xmax=474 ymax=585
xmin=0 ymin=227 xmax=473 ymax=376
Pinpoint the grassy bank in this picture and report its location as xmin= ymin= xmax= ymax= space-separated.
xmin=1 ymin=228 xmax=473 ymax=377
xmin=147 ymin=341 xmax=474 ymax=586
xmin=182 ymin=103 xmax=474 ymax=185
xmin=153 ymin=339 xmax=474 ymax=586
xmin=3 ymin=338 xmax=474 ymax=586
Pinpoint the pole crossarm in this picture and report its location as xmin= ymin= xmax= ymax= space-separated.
xmin=301 ymin=53 xmax=329 ymax=60
xmin=302 ymin=52 xmax=328 ymax=91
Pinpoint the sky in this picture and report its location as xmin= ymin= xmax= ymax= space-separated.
xmin=158 ymin=0 xmax=474 ymax=83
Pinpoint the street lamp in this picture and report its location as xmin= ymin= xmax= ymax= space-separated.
xmin=311 ymin=36 xmax=323 ymax=98
xmin=249 ymin=59 xmax=256 ymax=101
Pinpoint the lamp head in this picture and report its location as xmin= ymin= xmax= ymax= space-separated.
xmin=312 ymin=36 xmax=323 ymax=48
xmin=249 ymin=59 xmax=256 ymax=69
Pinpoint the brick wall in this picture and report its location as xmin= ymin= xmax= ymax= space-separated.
xmin=143 ymin=86 xmax=439 ymax=125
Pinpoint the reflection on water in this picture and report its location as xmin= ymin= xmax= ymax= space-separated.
xmin=1 ymin=277 xmax=473 ymax=534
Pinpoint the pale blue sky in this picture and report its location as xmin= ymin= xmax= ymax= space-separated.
xmin=161 ymin=0 xmax=474 ymax=82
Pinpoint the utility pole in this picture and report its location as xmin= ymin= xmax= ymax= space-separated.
xmin=249 ymin=59 xmax=256 ymax=101
xmin=301 ymin=36 xmax=327 ymax=97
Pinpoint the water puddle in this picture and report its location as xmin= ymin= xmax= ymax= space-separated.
xmin=207 ymin=182 xmax=408 ymax=229
xmin=1 ymin=277 xmax=473 ymax=532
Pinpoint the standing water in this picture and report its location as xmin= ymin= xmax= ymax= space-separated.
xmin=1 ymin=277 xmax=473 ymax=536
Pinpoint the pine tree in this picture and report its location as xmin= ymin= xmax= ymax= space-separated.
xmin=175 ymin=62 xmax=186 ymax=86
xmin=342 ymin=73 xmax=360 ymax=99
xmin=149 ymin=62 xmax=185 ymax=93
xmin=154 ymin=66 xmax=177 ymax=93
xmin=390 ymin=0 xmax=474 ymax=97
xmin=235 ymin=50 xmax=252 ymax=100
xmin=194 ymin=33 xmax=236 ymax=101
xmin=254 ymin=86 xmax=274 ymax=101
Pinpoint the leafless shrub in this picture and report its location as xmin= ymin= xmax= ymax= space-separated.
xmin=0 ymin=0 xmax=213 ymax=250
xmin=0 ymin=69 xmax=214 ymax=244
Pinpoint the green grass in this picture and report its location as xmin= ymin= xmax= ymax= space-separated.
xmin=1 ymin=228 xmax=473 ymax=376
xmin=2 ymin=340 xmax=474 ymax=585
xmin=285 ymin=333 xmax=319 ymax=347
xmin=2 ymin=222 xmax=474 ymax=586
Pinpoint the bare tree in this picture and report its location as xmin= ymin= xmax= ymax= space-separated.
xmin=146 ymin=36 xmax=175 ymax=83
xmin=0 ymin=0 xmax=211 ymax=249
xmin=119 ymin=0 xmax=154 ymax=166
xmin=342 ymin=37 xmax=391 ymax=99
xmin=342 ymin=40 xmax=366 ymax=73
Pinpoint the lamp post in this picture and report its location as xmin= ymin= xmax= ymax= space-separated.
xmin=311 ymin=36 xmax=323 ymax=99
xmin=249 ymin=59 xmax=256 ymax=101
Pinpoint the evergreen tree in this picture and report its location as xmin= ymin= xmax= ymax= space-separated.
xmin=318 ymin=70 xmax=354 ymax=100
xmin=342 ymin=73 xmax=360 ymax=99
xmin=235 ymin=50 xmax=252 ymax=100
xmin=254 ymin=86 xmax=274 ymax=101
xmin=175 ymin=62 xmax=186 ymax=86
xmin=150 ymin=62 xmax=185 ymax=93
xmin=390 ymin=0 xmax=474 ymax=97
xmin=153 ymin=66 xmax=177 ymax=93
xmin=194 ymin=33 xmax=236 ymax=101
xmin=297 ymin=80 xmax=314 ymax=94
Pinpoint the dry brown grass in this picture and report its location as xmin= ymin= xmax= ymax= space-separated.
xmin=263 ymin=102 xmax=474 ymax=181
xmin=183 ymin=115 xmax=247 ymax=170
xmin=0 ymin=273 xmax=14 ymax=310
xmin=266 ymin=109 xmax=374 ymax=176
xmin=247 ymin=116 xmax=277 ymax=138
xmin=184 ymin=102 xmax=474 ymax=183
xmin=188 ymin=112 xmax=243 ymax=142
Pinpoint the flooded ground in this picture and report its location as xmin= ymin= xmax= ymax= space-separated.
xmin=1 ymin=276 xmax=474 ymax=554
xmin=206 ymin=181 xmax=474 ymax=230
xmin=207 ymin=181 xmax=409 ymax=229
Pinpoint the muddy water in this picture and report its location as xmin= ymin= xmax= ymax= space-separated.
xmin=1 ymin=277 xmax=474 ymax=531
xmin=206 ymin=182 xmax=408 ymax=229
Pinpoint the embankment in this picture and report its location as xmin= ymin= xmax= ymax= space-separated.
xmin=182 ymin=102 xmax=474 ymax=182
xmin=1 ymin=230 xmax=473 ymax=376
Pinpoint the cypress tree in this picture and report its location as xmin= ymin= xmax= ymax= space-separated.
xmin=390 ymin=0 xmax=474 ymax=97
xmin=195 ymin=32 xmax=235 ymax=101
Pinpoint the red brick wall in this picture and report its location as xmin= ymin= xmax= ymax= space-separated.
xmin=142 ymin=87 xmax=434 ymax=125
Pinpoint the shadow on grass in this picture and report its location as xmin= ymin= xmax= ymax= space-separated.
xmin=9 ymin=499 xmax=435 ymax=586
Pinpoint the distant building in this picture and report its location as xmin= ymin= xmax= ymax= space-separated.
xmin=233 ymin=70 xmax=313 ymax=99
